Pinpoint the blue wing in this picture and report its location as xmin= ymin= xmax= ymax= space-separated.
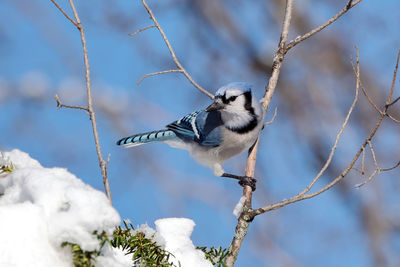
xmin=166 ymin=110 xmax=223 ymax=147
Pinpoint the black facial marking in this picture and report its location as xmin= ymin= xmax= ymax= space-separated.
xmin=217 ymin=92 xmax=238 ymax=104
xmin=220 ymin=93 xmax=229 ymax=104
xmin=243 ymin=91 xmax=255 ymax=115
xmin=228 ymin=95 xmax=237 ymax=102
xmin=227 ymin=116 xmax=258 ymax=134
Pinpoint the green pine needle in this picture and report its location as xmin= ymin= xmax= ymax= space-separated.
xmin=62 ymin=220 xmax=178 ymax=267
xmin=197 ymin=246 xmax=229 ymax=267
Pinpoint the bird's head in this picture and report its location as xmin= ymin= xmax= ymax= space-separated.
xmin=206 ymin=82 xmax=262 ymax=129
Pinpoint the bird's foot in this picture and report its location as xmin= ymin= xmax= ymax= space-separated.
xmin=221 ymin=173 xmax=257 ymax=191
xmin=238 ymin=176 xmax=257 ymax=191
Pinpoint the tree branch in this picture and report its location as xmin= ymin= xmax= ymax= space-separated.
xmin=263 ymin=107 xmax=278 ymax=128
xmin=225 ymin=1 xmax=294 ymax=266
xmin=137 ymin=69 xmax=183 ymax=86
xmin=52 ymin=0 xmax=112 ymax=203
xmin=140 ymin=0 xmax=214 ymax=99
xmin=250 ymin=48 xmax=400 ymax=216
xmin=129 ymin=25 xmax=156 ymax=37
xmin=49 ymin=0 xmax=78 ymax=28
xmin=286 ymin=0 xmax=363 ymax=51
xmin=54 ymin=94 xmax=89 ymax=112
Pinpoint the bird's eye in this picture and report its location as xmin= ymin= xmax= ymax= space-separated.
xmin=228 ymin=96 xmax=237 ymax=102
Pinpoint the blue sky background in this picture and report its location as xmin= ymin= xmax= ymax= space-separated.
xmin=1 ymin=0 xmax=400 ymax=266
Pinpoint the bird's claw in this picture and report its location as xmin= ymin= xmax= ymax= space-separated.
xmin=238 ymin=176 xmax=257 ymax=191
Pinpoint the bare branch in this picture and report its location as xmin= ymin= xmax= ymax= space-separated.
xmin=355 ymin=169 xmax=379 ymax=188
xmin=286 ymin=0 xmax=362 ymax=51
xmin=254 ymin=112 xmax=384 ymax=215
xmin=68 ymin=0 xmax=112 ymax=203
xmin=261 ymin=0 xmax=293 ymax=110
xmin=352 ymin=144 xmax=366 ymax=176
xmin=49 ymin=0 xmax=78 ymax=28
xmin=290 ymin=49 xmax=361 ymax=196
xmin=360 ymin=145 xmax=365 ymax=175
xmin=137 ymin=69 xmax=183 ymax=86
xmin=350 ymin=58 xmax=383 ymax=115
xmin=52 ymin=0 xmax=112 ymax=203
xmin=140 ymin=0 xmax=214 ymax=99
xmin=387 ymin=49 xmax=400 ymax=103
xmin=54 ymin=94 xmax=89 ymax=112
xmin=355 ymin=145 xmax=400 ymax=188
xmin=386 ymin=96 xmax=400 ymax=108
xmin=251 ymin=48 xmax=400 ymax=217
xmin=263 ymin=107 xmax=278 ymax=128
xmin=128 ymin=25 xmax=156 ymax=37
xmin=381 ymin=160 xmax=400 ymax=172
xmin=354 ymin=141 xmax=380 ymax=188
xmin=386 ymin=113 xmax=400 ymax=124
xmin=225 ymin=1 xmax=294 ymax=266
xmin=368 ymin=140 xmax=379 ymax=170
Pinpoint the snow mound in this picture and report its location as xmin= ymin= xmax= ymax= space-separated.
xmin=0 ymin=149 xmax=121 ymax=267
xmin=155 ymin=218 xmax=213 ymax=267
xmin=0 ymin=150 xmax=211 ymax=267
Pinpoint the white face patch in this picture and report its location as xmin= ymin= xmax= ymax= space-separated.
xmin=224 ymin=94 xmax=246 ymax=111
xmin=224 ymin=88 xmax=245 ymax=99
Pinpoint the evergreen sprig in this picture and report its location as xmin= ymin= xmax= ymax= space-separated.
xmin=197 ymin=246 xmax=229 ymax=267
xmin=108 ymin=221 xmax=178 ymax=267
xmin=61 ymin=242 xmax=99 ymax=267
xmin=0 ymin=152 xmax=14 ymax=176
xmin=62 ymin=220 xmax=178 ymax=267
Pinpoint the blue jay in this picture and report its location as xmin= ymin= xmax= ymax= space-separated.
xmin=117 ymin=82 xmax=265 ymax=190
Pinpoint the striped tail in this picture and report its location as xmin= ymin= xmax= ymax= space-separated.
xmin=116 ymin=129 xmax=177 ymax=147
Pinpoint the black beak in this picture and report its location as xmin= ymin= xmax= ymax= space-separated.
xmin=205 ymin=101 xmax=224 ymax=112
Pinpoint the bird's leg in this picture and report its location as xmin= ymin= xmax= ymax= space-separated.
xmin=221 ymin=173 xmax=257 ymax=191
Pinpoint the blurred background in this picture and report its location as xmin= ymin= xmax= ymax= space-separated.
xmin=1 ymin=0 xmax=400 ymax=266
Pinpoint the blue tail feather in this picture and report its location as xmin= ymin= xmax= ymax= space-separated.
xmin=116 ymin=129 xmax=176 ymax=147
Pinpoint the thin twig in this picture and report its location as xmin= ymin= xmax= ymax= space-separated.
xmin=261 ymin=0 xmax=293 ymax=109
xmin=368 ymin=140 xmax=379 ymax=170
xmin=355 ymin=169 xmax=379 ymax=188
xmin=386 ymin=96 xmax=400 ymax=108
xmin=386 ymin=113 xmax=400 ymax=124
xmin=129 ymin=25 xmax=156 ymax=37
xmin=251 ymin=48 xmax=400 ymax=216
xmin=54 ymin=94 xmax=89 ymax=112
xmin=353 ymin=145 xmax=365 ymax=175
xmin=49 ymin=0 xmax=78 ymax=27
xmin=381 ymin=160 xmax=400 ymax=172
xmin=137 ymin=69 xmax=183 ymax=85
xmin=297 ymin=48 xmax=360 ymax=196
xmin=68 ymin=0 xmax=112 ymax=203
xmin=53 ymin=0 xmax=112 ymax=203
xmin=263 ymin=107 xmax=278 ymax=128
xmin=387 ymin=49 xmax=400 ymax=103
xmin=254 ymin=108 xmax=385 ymax=215
xmin=356 ymin=158 xmax=400 ymax=188
xmin=350 ymin=58 xmax=383 ymax=115
xmin=140 ymin=0 xmax=214 ymax=99
xmin=360 ymin=145 xmax=365 ymax=175
xmin=354 ymin=141 xmax=380 ymax=188
xmin=286 ymin=0 xmax=362 ymax=51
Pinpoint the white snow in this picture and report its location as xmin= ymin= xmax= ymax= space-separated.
xmin=0 ymin=150 xmax=212 ymax=267
xmin=155 ymin=218 xmax=213 ymax=267
xmin=233 ymin=196 xmax=247 ymax=218
xmin=134 ymin=223 xmax=166 ymax=247
xmin=0 ymin=149 xmax=121 ymax=267
xmin=94 ymin=244 xmax=132 ymax=267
